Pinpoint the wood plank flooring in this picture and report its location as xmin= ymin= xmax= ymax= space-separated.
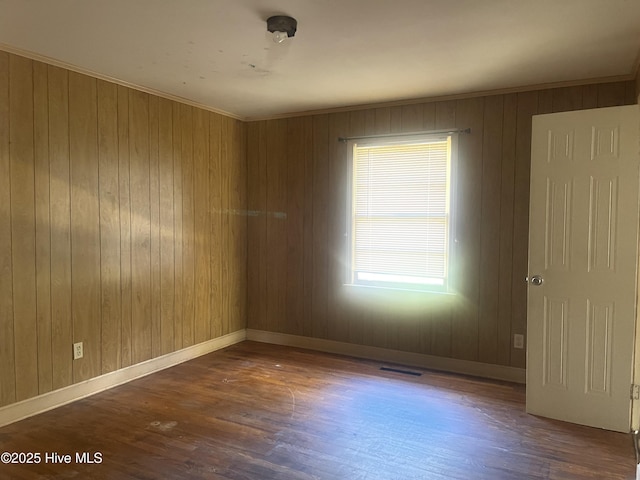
xmin=0 ymin=341 xmax=634 ymax=479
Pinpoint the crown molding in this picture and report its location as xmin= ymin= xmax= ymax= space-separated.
xmin=246 ymin=74 xmax=636 ymax=121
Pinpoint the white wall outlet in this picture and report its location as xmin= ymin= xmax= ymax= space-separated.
xmin=513 ymin=334 xmax=525 ymax=349
xmin=73 ymin=342 xmax=83 ymax=360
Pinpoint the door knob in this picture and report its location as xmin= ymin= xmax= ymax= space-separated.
xmin=528 ymin=275 xmax=544 ymax=286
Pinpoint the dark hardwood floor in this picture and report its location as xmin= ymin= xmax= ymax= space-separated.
xmin=0 ymin=341 xmax=635 ymax=479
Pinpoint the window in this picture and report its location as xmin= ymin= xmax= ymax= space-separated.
xmin=347 ymin=133 xmax=456 ymax=292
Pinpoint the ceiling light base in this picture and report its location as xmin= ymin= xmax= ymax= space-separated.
xmin=267 ymin=15 xmax=297 ymax=41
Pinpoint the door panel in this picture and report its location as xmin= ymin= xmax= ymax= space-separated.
xmin=545 ymin=178 xmax=572 ymax=270
xmin=527 ymin=105 xmax=639 ymax=433
xmin=588 ymin=177 xmax=617 ymax=272
xmin=542 ymin=296 xmax=568 ymax=389
xmin=585 ymin=300 xmax=613 ymax=395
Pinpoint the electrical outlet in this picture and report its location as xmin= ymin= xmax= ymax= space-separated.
xmin=513 ymin=334 xmax=524 ymax=349
xmin=73 ymin=342 xmax=83 ymax=360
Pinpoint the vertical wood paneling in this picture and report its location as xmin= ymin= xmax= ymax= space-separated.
xmin=0 ymin=50 xmax=248 ymax=409
xmin=362 ymin=109 xmax=374 ymax=134
xmin=230 ymin=119 xmax=247 ymax=333
xmin=497 ymin=93 xmax=518 ymax=366
xmin=247 ymin=121 xmax=267 ymax=331
xmin=582 ymin=85 xmax=599 ymax=109
xmin=401 ymin=104 xmax=423 ymax=131
xmin=326 ymin=112 xmax=349 ymax=343
xmin=302 ymin=117 xmax=314 ymax=338
xmin=10 ymin=55 xmax=39 ymax=401
xmin=117 ymin=85 xmax=133 ymax=368
xmin=49 ymin=66 xmax=73 ymax=390
xmin=390 ymin=107 xmax=402 ymax=133
xmin=311 ymin=115 xmax=329 ymax=339
xmin=625 ymin=81 xmax=636 ymax=104
xmin=597 ymin=82 xmax=628 ymax=107
xmin=97 ymin=80 xmax=121 ymax=374
xmin=511 ymin=91 xmax=538 ymax=368
xmin=69 ymin=72 xmax=101 ymax=383
xmin=0 ymin=51 xmax=16 ymax=406
xmin=172 ymin=101 xmax=183 ymax=351
xmin=478 ymin=95 xmax=503 ymax=364
xmin=158 ymin=98 xmax=175 ymax=356
xmin=33 ymin=61 xmax=53 ymax=394
xmin=374 ymin=107 xmax=390 ymax=134
xmin=220 ymin=116 xmax=231 ymax=335
xmin=537 ymin=90 xmax=553 ymax=115
xmin=149 ymin=96 xmax=161 ymax=358
xmin=451 ymin=97 xmax=484 ymax=361
xmin=552 ymin=86 xmax=582 ymax=112
xmin=209 ymin=113 xmax=223 ymax=337
xmin=193 ymin=108 xmax=210 ymax=343
xmin=435 ymin=101 xmax=456 ymax=129
xmin=285 ymin=118 xmax=306 ymax=336
xmin=129 ymin=90 xmax=151 ymax=364
xmin=423 ymin=103 xmax=436 ymax=130
xmin=180 ymin=104 xmax=195 ymax=347
xmin=266 ymin=119 xmax=288 ymax=333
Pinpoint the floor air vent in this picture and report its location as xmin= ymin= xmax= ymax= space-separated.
xmin=380 ymin=367 xmax=422 ymax=376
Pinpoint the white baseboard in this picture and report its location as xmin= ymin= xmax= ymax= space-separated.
xmin=0 ymin=329 xmax=247 ymax=428
xmin=246 ymin=329 xmax=526 ymax=384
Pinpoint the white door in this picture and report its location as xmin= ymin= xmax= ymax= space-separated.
xmin=527 ymin=105 xmax=640 ymax=433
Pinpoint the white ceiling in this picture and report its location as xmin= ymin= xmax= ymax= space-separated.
xmin=0 ymin=0 xmax=639 ymax=120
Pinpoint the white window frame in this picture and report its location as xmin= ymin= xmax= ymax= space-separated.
xmin=345 ymin=132 xmax=458 ymax=293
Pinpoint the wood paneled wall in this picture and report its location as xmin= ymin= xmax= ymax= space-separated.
xmin=0 ymin=51 xmax=247 ymax=407
xmin=246 ymin=81 xmax=637 ymax=369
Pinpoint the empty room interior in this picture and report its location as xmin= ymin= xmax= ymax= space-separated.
xmin=1 ymin=1 xmax=640 ymax=479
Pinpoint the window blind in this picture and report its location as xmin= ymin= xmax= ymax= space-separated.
xmin=351 ymin=136 xmax=451 ymax=289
